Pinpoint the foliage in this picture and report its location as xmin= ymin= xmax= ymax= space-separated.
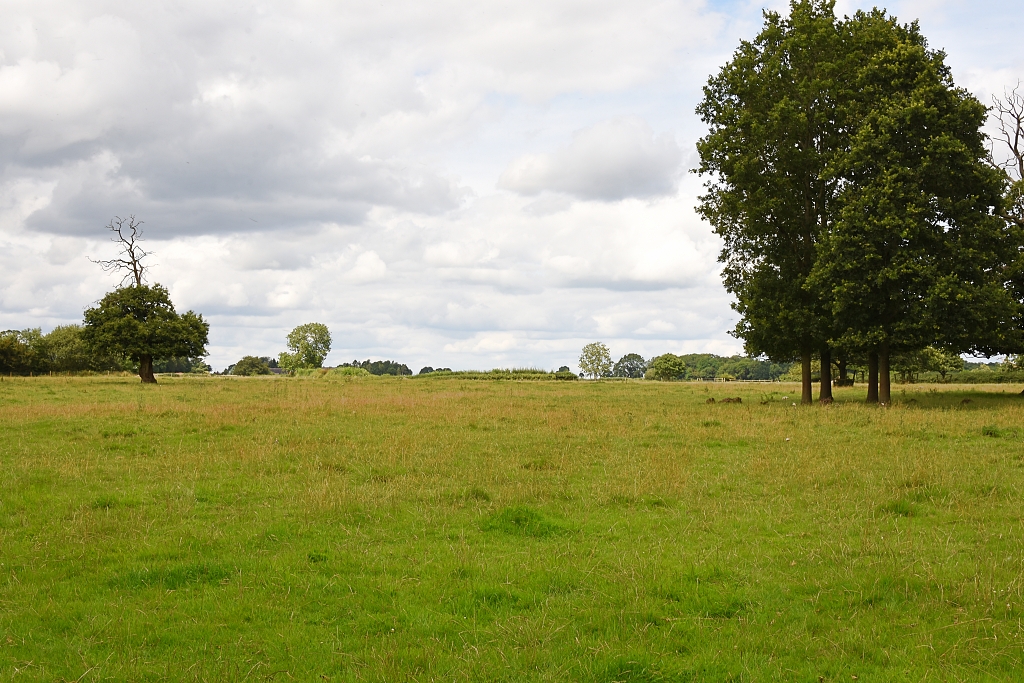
xmin=645 ymin=354 xmax=688 ymax=381
xmin=810 ymin=10 xmax=1018 ymax=361
xmin=279 ymin=323 xmax=332 ymax=370
xmin=579 ymin=342 xmax=612 ymax=379
xmin=698 ymin=1 xmax=1024 ymax=406
xmin=921 ymin=348 xmax=965 ymax=380
xmin=0 ymin=329 xmax=43 ymax=374
xmin=612 ymin=353 xmax=647 ymax=378
xmin=419 ymin=366 xmax=435 ymax=375
xmin=232 ymin=356 xmax=272 ymax=376
xmin=696 ymin=0 xmax=842 ymax=367
xmin=81 ymin=285 xmax=209 ymax=383
xmin=328 ymin=366 xmax=371 ymax=377
xmin=2 ymin=325 xmax=135 ymax=375
xmin=338 ymin=359 xmax=412 ymax=376
xmin=4 ymin=377 xmax=1024 ymax=679
xmin=153 ymin=357 xmax=211 ymax=373
xmin=412 ymin=368 xmax=556 ymax=381
xmin=36 ymin=325 xmax=85 ymax=373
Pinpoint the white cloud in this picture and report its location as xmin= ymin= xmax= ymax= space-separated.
xmin=498 ymin=117 xmax=683 ymax=201
xmin=635 ymin=319 xmax=676 ymax=335
xmin=2 ymin=0 xmax=1017 ymax=370
xmin=346 ymin=251 xmax=388 ymax=283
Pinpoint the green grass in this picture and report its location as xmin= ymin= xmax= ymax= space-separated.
xmin=2 ymin=376 xmax=1024 ymax=681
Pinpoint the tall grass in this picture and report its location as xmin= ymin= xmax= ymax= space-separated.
xmin=1 ymin=376 xmax=1023 ymax=680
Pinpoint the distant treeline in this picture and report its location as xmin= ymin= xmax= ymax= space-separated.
xmin=654 ymin=354 xmax=792 ymax=381
xmin=338 ymin=359 xmax=413 ymax=376
xmin=0 ymin=326 xmax=209 ymax=375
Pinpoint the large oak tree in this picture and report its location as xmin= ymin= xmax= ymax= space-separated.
xmin=82 ymin=285 xmax=209 ymax=383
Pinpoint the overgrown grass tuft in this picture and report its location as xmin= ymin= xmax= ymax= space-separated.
xmin=481 ymin=505 xmax=567 ymax=537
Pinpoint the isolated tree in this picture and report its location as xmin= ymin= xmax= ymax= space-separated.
xmin=645 ymin=354 xmax=687 ymax=381
xmin=83 ymin=285 xmax=209 ymax=383
xmin=578 ymin=342 xmax=612 ymax=379
xmin=279 ymin=323 xmax=332 ymax=370
xmin=696 ymin=0 xmax=843 ymax=405
xmin=612 ymin=353 xmax=647 ymax=378
xmin=810 ymin=11 xmax=1017 ymax=403
xmin=84 ymin=217 xmax=209 ymax=383
xmin=232 ymin=356 xmax=271 ymax=376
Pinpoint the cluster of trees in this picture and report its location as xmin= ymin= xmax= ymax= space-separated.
xmin=339 ymin=359 xmax=412 ymax=376
xmin=648 ymin=353 xmax=791 ymax=381
xmin=225 ymin=324 xmax=419 ymax=378
xmin=577 ymin=342 xmax=790 ymax=381
xmin=227 ymin=323 xmax=333 ymax=375
xmin=1 ymin=326 xmax=128 ymax=374
xmin=225 ymin=356 xmax=279 ymax=376
xmin=697 ymin=1 xmax=1024 ymax=404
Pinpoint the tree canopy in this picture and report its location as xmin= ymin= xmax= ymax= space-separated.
xmin=232 ymin=356 xmax=272 ymax=376
xmin=697 ymin=0 xmax=1022 ymax=404
xmin=82 ymin=285 xmax=209 ymax=383
xmin=578 ymin=343 xmax=612 ymax=379
xmin=696 ymin=0 xmax=845 ymax=404
xmin=645 ymin=354 xmax=687 ymax=381
xmin=279 ymin=323 xmax=332 ymax=370
xmin=612 ymin=353 xmax=647 ymax=379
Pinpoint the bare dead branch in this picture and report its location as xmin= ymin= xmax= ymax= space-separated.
xmin=88 ymin=215 xmax=153 ymax=287
xmin=993 ymin=82 xmax=1024 ymax=182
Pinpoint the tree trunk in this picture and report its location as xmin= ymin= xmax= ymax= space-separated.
xmin=879 ymin=342 xmax=891 ymax=405
xmin=837 ymin=354 xmax=848 ymax=383
xmin=866 ymin=351 xmax=879 ymax=404
xmin=801 ymin=348 xmax=812 ymax=405
xmin=819 ymin=346 xmax=833 ymax=404
xmin=139 ymin=354 xmax=157 ymax=384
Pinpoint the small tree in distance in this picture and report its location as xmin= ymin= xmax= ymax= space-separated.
xmin=279 ymin=323 xmax=332 ymax=370
xmin=645 ymin=354 xmax=687 ymax=381
xmin=612 ymin=353 xmax=647 ymax=378
xmin=578 ymin=342 xmax=612 ymax=379
xmin=232 ymin=356 xmax=271 ymax=376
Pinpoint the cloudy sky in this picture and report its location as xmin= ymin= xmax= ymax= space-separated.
xmin=1 ymin=0 xmax=1021 ymax=371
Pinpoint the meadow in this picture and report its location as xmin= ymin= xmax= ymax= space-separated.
xmin=1 ymin=375 xmax=1023 ymax=682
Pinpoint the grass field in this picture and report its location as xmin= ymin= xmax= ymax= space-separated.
xmin=2 ymin=376 xmax=1024 ymax=681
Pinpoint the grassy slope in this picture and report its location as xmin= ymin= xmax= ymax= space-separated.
xmin=1 ymin=376 xmax=1023 ymax=681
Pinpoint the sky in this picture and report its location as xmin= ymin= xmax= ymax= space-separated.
xmin=1 ymin=0 xmax=1021 ymax=372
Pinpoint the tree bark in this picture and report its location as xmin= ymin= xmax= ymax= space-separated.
xmin=801 ymin=348 xmax=812 ymax=405
xmin=866 ymin=350 xmax=879 ymax=404
xmin=139 ymin=354 xmax=157 ymax=384
xmin=879 ymin=342 xmax=891 ymax=405
xmin=837 ymin=354 xmax=848 ymax=383
xmin=819 ymin=346 xmax=833 ymax=404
